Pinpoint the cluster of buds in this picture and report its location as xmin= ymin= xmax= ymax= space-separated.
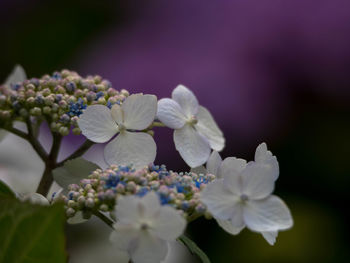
xmin=59 ymin=164 xmax=216 ymax=220
xmin=0 ymin=70 xmax=129 ymax=136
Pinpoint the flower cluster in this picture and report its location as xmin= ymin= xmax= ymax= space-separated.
xmin=59 ymin=164 xmax=215 ymax=221
xmin=0 ymin=66 xmax=294 ymax=263
xmin=0 ymin=66 xmax=129 ymax=136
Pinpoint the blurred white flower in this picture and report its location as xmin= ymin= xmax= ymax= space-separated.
xmin=4 ymin=64 xmax=27 ymax=86
xmin=191 ymin=150 xmax=222 ymax=175
xmin=0 ymin=65 xmax=27 ymax=142
xmin=200 ymin=143 xmax=293 ymax=245
xmin=17 ymin=192 xmax=50 ymax=205
xmin=157 ymin=85 xmax=225 ymax=168
xmin=0 ymin=129 xmax=6 ymax=142
xmin=110 ymin=192 xmax=186 ymax=263
xmin=78 ymin=94 xmax=157 ymax=169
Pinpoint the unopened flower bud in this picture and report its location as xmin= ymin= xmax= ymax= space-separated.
xmin=85 ymin=198 xmax=94 ymax=208
xmin=30 ymin=107 xmax=42 ymax=116
xmin=66 ymin=207 xmax=75 ymax=217
xmin=58 ymin=126 xmax=69 ymax=136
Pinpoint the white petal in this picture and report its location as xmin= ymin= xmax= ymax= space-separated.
xmin=21 ymin=193 xmax=49 ymax=205
xmin=195 ymin=106 xmax=225 ymax=151
xmin=122 ymin=94 xmax=157 ymax=130
xmin=78 ymin=105 xmax=118 ymax=143
xmin=190 ymin=166 xmax=207 ymax=175
xmin=171 ymin=84 xmax=199 ymax=117
xmin=220 ymin=157 xmax=247 ymax=193
xmin=0 ymin=129 xmax=7 ymax=142
xmin=139 ymin=192 xmax=161 ymax=219
xmin=206 ymin=151 xmax=222 ymax=176
xmin=261 ymin=231 xmax=278 ymax=246
xmin=104 ymin=131 xmax=156 ymax=169
xmin=216 ymin=218 xmax=245 ymax=235
xmin=130 ymin=233 xmax=168 ymax=263
xmin=254 ymin=142 xmax=279 ymax=180
xmin=174 ymin=125 xmax=210 ymax=168
xmin=240 ymin=162 xmax=275 ymax=200
xmin=4 ymin=65 xmax=27 ymax=85
xmin=67 ymin=211 xmax=88 ymax=224
xmin=110 ymin=223 xmax=140 ymax=250
xmin=157 ymin=98 xmax=186 ymax=129
xmin=115 ymin=195 xmax=142 ymax=224
xmin=200 ymin=179 xmax=240 ymax=220
xmin=152 ymin=206 xmax=186 ymax=241
xmin=243 ymin=195 xmax=293 ymax=232
xmin=111 ymin=104 xmax=124 ymax=124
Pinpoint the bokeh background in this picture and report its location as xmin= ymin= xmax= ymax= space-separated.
xmin=1 ymin=0 xmax=350 ymax=262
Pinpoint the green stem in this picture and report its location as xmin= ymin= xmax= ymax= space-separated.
xmin=94 ymin=211 xmax=114 ymax=229
xmin=2 ymin=126 xmax=28 ymax=140
xmin=187 ymin=212 xmax=203 ymax=223
xmin=36 ymin=132 xmax=62 ymax=196
xmin=25 ymin=119 xmax=48 ymax=161
xmin=151 ymin=121 xmax=166 ymax=128
xmin=56 ymin=139 xmax=94 ymax=167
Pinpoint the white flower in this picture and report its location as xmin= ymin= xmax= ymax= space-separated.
xmin=1 ymin=65 xmax=27 ymax=141
xmin=200 ymin=143 xmax=293 ymax=245
xmin=78 ymin=94 xmax=157 ymax=169
xmin=110 ymin=192 xmax=186 ymax=263
xmin=4 ymin=64 xmax=27 ymax=86
xmin=157 ymin=85 xmax=225 ymax=168
xmin=17 ymin=192 xmax=50 ymax=205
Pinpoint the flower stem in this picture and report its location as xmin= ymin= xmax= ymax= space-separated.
xmin=151 ymin=121 xmax=166 ymax=128
xmin=187 ymin=212 xmax=202 ymax=223
xmin=25 ymin=119 xmax=48 ymax=161
xmin=94 ymin=211 xmax=114 ymax=229
xmin=36 ymin=132 xmax=62 ymax=196
xmin=56 ymin=139 xmax=94 ymax=167
xmin=2 ymin=126 xmax=28 ymax=140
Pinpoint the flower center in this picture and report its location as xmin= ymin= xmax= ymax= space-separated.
xmin=140 ymin=223 xmax=150 ymax=231
xmin=240 ymin=194 xmax=249 ymax=202
xmin=187 ymin=115 xmax=198 ymax=125
xmin=118 ymin=123 xmax=126 ymax=133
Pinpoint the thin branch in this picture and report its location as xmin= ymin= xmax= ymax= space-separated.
xmin=36 ymin=132 xmax=62 ymax=196
xmin=187 ymin=212 xmax=202 ymax=223
xmin=49 ymin=132 xmax=62 ymax=162
xmin=2 ymin=126 xmax=28 ymax=140
xmin=25 ymin=119 xmax=47 ymax=161
xmin=56 ymin=139 xmax=94 ymax=167
xmin=94 ymin=211 xmax=114 ymax=229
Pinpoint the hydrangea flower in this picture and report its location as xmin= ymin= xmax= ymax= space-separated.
xmin=109 ymin=192 xmax=186 ymax=263
xmin=157 ymin=85 xmax=225 ymax=168
xmin=78 ymin=94 xmax=157 ymax=169
xmin=59 ymin=164 xmax=215 ymax=220
xmin=200 ymin=143 xmax=293 ymax=245
xmin=0 ymin=69 xmax=126 ymax=136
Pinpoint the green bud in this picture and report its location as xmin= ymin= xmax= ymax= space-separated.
xmin=72 ymin=127 xmax=81 ymax=135
xmin=30 ymin=107 xmax=42 ymax=116
xmin=43 ymin=106 xmax=51 ymax=115
xmin=58 ymin=126 xmax=69 ymax=136
xmin=19 ymin=108 xmax=28 ymax=117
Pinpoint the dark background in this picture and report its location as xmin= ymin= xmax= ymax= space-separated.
xmin=1 ymin=0 xmax=350 ymax=262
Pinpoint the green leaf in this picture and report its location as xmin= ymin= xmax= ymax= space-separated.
xmin=53 ymin=157 xmax=100 ymax=192
xmin=0 ymin=199 xmax=67 ymax=263
xmin=0 ymin=180 xmax=15 ymax=199
xmin=178 ymin=234 xmax=211 ymax=263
